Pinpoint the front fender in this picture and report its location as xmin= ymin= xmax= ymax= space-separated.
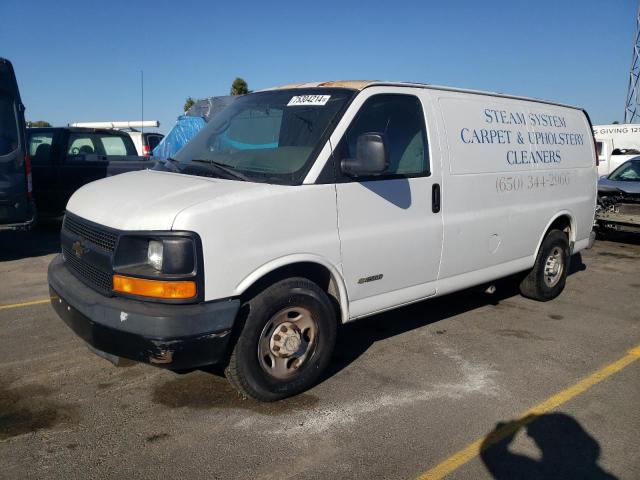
xmin=234 ymin=253 xmax=349 ymax=322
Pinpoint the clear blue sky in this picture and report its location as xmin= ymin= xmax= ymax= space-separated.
xmin=1 ymin=0 xmax=637 ymax=133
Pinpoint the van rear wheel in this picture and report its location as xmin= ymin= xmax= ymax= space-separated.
xmin=225 ymin=277 xmax=337 ymax=401
xmin=519 ymin=229 xmax=569 ymax=302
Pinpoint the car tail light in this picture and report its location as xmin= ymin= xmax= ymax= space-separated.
xmin=143 ymin=144 xmax=151 ymax=156
xmin=24 ymin=153 xmax=33 ymax=199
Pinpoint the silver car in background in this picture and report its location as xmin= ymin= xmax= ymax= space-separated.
xmin=596 ymin=158 xmax=640 ymax=234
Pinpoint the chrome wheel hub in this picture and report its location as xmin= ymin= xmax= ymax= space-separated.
xmin=270 ymin=322 xmax=302 ymax=357
xmin=543 ymin=247 xmax=564 ymax=287
xmin=258 ymin=307 xmax=317 ymax=380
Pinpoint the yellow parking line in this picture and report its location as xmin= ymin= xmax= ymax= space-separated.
xmin=0 ymin=297 xmax=54 ymax=310
xmin=416 ymin=344 xmax=640 ymax=480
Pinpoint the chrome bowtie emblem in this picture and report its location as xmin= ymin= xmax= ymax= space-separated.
xmin=71 ymin=240 xmax=87 ymax=259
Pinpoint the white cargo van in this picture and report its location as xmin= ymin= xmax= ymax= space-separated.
xmin=48 ymin=81 xmax=598 ymax=401
xmin=593 ymin=123 xmax=640 ymax=176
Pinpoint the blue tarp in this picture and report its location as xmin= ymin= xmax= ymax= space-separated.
xmin=152 ymin=115 xmax=205 ymax=160
xmin=152 ymin=96 xmax=237 ymax=160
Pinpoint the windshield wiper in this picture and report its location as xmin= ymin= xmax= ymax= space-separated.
xmin=152 ymin=156 xmax=181 ymax=172
xmin=165 ymin=156 xmax=181 ymax=167
xmin=191 ymin=159 xmax=251 ymax=181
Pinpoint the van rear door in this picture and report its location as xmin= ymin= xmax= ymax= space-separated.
xmin=0 ymin=58 xmax=33 ymax=229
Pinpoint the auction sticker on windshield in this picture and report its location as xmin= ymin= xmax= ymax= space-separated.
xmin=287 ymin=95 xmax=331 ymax=106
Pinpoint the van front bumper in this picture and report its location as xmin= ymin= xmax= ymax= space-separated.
xmin=48 ymin=255 xmax=240 ymax=370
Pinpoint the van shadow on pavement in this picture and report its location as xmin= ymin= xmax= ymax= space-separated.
xmin=151 ymin=369 xmax=319 ymax=414
xmin=480 ymin=412 xmax=617 ymax=479
xmin=182 ymin=254 xmax=585 ymax=406
xmin=322 ymin=253 xmax=586 ymax=382
xmin=0 ymin=222 xmax=61 ymax=261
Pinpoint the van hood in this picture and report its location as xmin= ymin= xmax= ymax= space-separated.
xmin=66 ymin=169 xmax=270 ymax=230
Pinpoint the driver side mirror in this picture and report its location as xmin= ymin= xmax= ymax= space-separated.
xmin=340 ymin=133 xmax=389 ymax=177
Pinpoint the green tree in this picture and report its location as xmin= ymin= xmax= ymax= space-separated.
xmin=230 ymin=77 xmax=249 ymax=95
xmin=612 ymin=121 xmax=620 ymax=124
xmin=26 ymin=120 xmax=51 ymax=127
xmin=184 ymin=96 xmax=196 ymax=113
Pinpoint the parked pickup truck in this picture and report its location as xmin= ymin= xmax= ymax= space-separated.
xmin=28 ymin=127 xmax=152 ymax=217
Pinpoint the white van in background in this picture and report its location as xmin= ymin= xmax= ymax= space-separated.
xmin=126 ymin=131 xmax=164 ymax=156
xmin=593 ymin=123 xmax=640 ymax=176
xmin=49 ymin=81 xmax=598 ymax=401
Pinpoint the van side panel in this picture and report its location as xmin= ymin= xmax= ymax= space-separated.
xmin=432 ymin=91 xmax=596 ymax=282
xmin=0 ymin=59 xmax=33 ymax=228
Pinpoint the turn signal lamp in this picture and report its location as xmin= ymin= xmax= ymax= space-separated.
xmin=113 ymin=275 xmax=196 ymax=299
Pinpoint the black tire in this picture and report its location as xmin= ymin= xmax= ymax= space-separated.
xmin=519 ymin=229 xmax=570 ymax=302
xmin=224 ymin=277 xmax=337 ymax=401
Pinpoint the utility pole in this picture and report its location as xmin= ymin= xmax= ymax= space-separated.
xmin=141 ymin=70 xmax=144 ymax=134
xmin=624 ymin=3 xmax=640 ymax=123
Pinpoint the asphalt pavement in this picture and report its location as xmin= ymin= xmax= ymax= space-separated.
xmin=0 ymin=226 xmax=638 ymax=479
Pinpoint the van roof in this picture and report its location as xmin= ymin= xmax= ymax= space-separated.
xmin=262 ymin=80 xmax=583 ymax=111
xmin=0 ymin=57 xmax=21 ymax=101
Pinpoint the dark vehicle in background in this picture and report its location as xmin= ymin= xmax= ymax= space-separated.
xmin=0 ymin=58 xmax=35 ymax=230
xmin=28 ymin=127 xmax=151 ymax=217
xmin=595 ymin=158 xmax=640 ymax=234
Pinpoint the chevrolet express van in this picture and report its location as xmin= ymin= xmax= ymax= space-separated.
xmin=48 ymin=81 xmax=598 ymax=401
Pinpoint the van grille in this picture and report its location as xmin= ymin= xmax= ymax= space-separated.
xmin=62 ymin=245 xmax=113 ymax=294
xmin=63 ymin=215 xmax=118 ymax=252
xmin=61 ymin=214 xmax=117 ymax=295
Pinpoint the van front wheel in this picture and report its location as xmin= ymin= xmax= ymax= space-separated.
xmin=519 ymin=229 xmax=569 ymax=302
xmin=225 ymin=277 xmax=337 ymax=401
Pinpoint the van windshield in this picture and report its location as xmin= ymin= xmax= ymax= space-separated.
xmin=172 ymin=88 xmax=354 ymax=184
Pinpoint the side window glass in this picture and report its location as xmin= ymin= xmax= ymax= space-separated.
xmin=68 ymin=134 xmax=96 ymax=155
xmin=29 ymin=133 xmax=54 ymax=165
xmin=595 ymin=141 xmax=603 ymax=156
xmin=339 ymin=94 xmax=429 ymax=177
xmin=0 ymin=94 xmax=19 ymax=156
xmin=147 ymin=135 xmax=162 ymax=150
xmin=100 ymin=136 xmax=128 ymax=156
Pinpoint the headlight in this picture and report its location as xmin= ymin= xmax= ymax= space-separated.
xmin=112 ymin=233 xmax=201 ymax=302
xmin=147 ymin=240 xmax=163 ymax=271
xmin=113 ymin=235 xmax=197 ymax=275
